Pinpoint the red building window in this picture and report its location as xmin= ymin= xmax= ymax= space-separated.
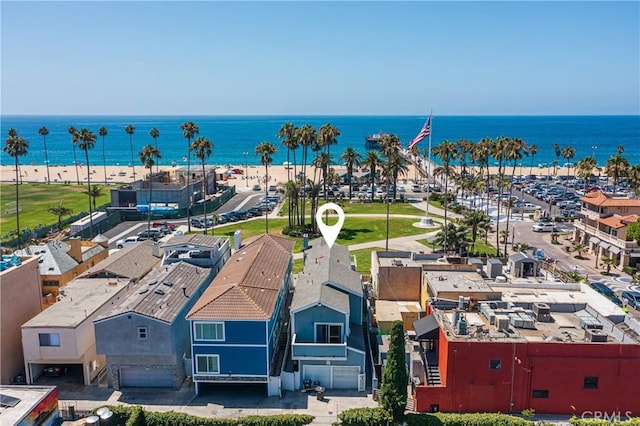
xmin=532 ymin=390 xmax=549 ymax=399
xmin=583 ymin=377 xmax=599 ymax=389
xmin=489 ymin=359 xmax=502 ymax=370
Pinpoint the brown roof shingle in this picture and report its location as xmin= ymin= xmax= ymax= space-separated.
xmin=582 ymin=192 xmax=640 ymax=207
xmin=186 ymin=234 xmax=294 ymax=320
xmin=598 ymin=214 xmax=640 ymax=229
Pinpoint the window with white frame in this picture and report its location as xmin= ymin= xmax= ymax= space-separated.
xmin=196 ymin=355 xmax=220 ymax=374
xmin=38 ymin=333 xmax=60 ymax=347
xmin=315 ymin=323 xmax=342 ymax=344
xmin=138 ymin=327 xmax=148 ymax=340
xmin=194 ymin=322 xmax=225 ymax=341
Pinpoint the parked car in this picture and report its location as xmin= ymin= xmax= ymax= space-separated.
xmin=531 ymin=222 xmax=556 ymax=232
xmin=152 ymin=221 xmax=175 ymax=231
xmin=621 ymin=291 xmax=640 ymax=310
xmin=248 ymin=207 xmax=263 ymax=216
xmin=252 ymin=184 xmax=261 ymax=191
xmin=190 ymin=217 xmax=213 ymax=228
xmin=43 ymin=366 xmax=68 ymax=376
xmin=515 ymin=202 xmax=541 ymax=213
xmin=138 ymin=229 xmax=163 ymax=240
xmin=116 ymin=236 xmax=141 ymax=248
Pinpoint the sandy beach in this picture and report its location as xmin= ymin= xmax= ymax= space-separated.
xmin=0 ymin=163 xmax=567 ymax=188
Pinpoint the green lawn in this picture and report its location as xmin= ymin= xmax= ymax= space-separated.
xmin=1 ymin=183 xmax=111 ymax=236
xmin=419 ymin=236 xmax=496 ymax=256
xmin=278 ymin=198 xmax=426 ymax=217
xmin=212 ymin=216 xmax=435 ymax=253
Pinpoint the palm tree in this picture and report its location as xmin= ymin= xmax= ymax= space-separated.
xmin=297 ymin=124 xmax=316 ymax=229
xmin=180 ymin=121 xmax=200 ymax=232
xmin=307 ymin=180 xmax=323 ymax=233
xmin=490 ymin=136 xmax=509 ymax=256
xmin=463 ymin=210 xmax=490 ymax=254
xmin=553 ymin=143 xmax=562 ymax=176
xmin=190 ymin=136 xmax=213 ymax=235
xmin=4 ymin=132 xmax=28 ymax=248
xmin=149 ymin=128 xmax=161 ymax=175
xmin=527 ymin=144 xmax=538 ymax=176
xmin=503 ymin=137 xmax=526 ymax=255
xmin=363 ymin=151 xmax=381 ymax=202
xmin=572 ymin=242 xmax=587 ymax=259
xmin=125 ymin=125 xmax=137 ymax=182
xmin=140 ymin=144 xmax=162 ymax=234
xmin=84 ymin=185 xmax=104 ymax=210
xmin=340 ymin=147 xmax=362 ymax=199
xmin=319 ymin=123 xmax=340 ymax=202
xmin=98 ymin=127 xmax=108 ymax=185
xmin=38 ymin=126 xmax=51 ymax=184
xmin=278 ymin=123 xmax=298 ymax=183
xmin=47 ymin=202 xmax=73 ymax=231
xmin=432 ymin=140 xmax=458 ymax=254
xmin=77 ymin=128 xmax=97 ymax=238
xmin=561 ymin=146 xmax=576 ymax=183
xmin=283 ymin=180 xmax=301 ymax=229
xmin=256 ymin=141 xmax=277 ymax=233
xmin=68 ymin=126 xmax=81 ymax=185
xmin=601 ymin=257 xmax=616 ymax=275
xmin=577 ymin=156 xmax=597 ymax=193
xmin=627 ymin=165 xmax=640 ymax=195
xmin=605 ymin=151 xmax=630 ymax=193
xmin=381 ymin=142 xmax=409 ymax=250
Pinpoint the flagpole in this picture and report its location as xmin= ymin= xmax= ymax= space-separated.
xmin=425 ymin=110 xmax=433 ymax=221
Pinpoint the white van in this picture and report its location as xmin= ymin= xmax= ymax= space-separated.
xmin=116 ymin=236 xmax=141 ymax=248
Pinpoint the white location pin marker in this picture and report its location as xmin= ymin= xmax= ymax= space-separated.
xmin=315 ymin=203 xmax=345 ymax=248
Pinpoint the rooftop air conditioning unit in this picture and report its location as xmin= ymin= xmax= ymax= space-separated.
xmin=585 ymin=328 xmax=607 ymax=342
xmin=496 ymin=314 xmax=510 ymax=331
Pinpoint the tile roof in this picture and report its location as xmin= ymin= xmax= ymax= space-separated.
xmin=95 ymin=262 xmax=211 ymax=324
xmin=81 ymin=240 xmax=161 ymax=280
xmin=186 ymin=234 xmax=294 ymax=320
xmin=581 ymin=192 xmax=640 ymax=207
xmin=598 ymin=214 xmax=640 ymax=229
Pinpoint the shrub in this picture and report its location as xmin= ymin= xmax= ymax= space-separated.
xmin=336 ymin=407 xmax=392 ymax=426
xmin=378 ymin=321 xmax=407 ymax=422
xmin=126 ymin=406 xmax=145 ymax=426
xmin=569 ymin=416 xmax=640 ymax=425
xmin=237 ymin=414 xmax=314 ymax=426
xmin=405 ymin=412 xmax=535 ymax=426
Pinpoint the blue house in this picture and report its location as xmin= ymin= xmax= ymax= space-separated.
xmin=186 ymin=234 xmax=294 ymax=396
xmin=289 ymin=239 xmax=367 ymax=391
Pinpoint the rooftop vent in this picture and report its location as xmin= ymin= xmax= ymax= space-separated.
xmin=163 ymin=281 xmax=174 ymax=287
xmin=154 ymin=288 xmax=165 ymax=296
xmin=139 ymin=288 xmax=149 ymax=294
xmin=148 ymin=279 xmax=158 ymax=286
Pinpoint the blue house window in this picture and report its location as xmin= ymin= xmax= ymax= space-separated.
xmin=196 ymin=355 xmax=220 ymax=374
xmin=195 ymin=322 xmax=225 ymax=341
xmin=39 ymin=333 xmax=60 ymax=347
xmin=315 ymin=323 xmax=342 ymax=344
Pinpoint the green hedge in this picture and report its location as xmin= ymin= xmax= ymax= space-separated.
xmin=93 ymin=406 xmax=313 ymax=426
xmin=569 ymin=416 xmax=640 ymax=425
xmin=336 ymin=407 xmax=393 ymax=426
xmin=333 ymin=409 xmax=535 ymax=426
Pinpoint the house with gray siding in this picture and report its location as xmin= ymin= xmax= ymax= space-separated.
xmin=186 ymin=234 xmax=294 ymax=396
xmin=289 ymin=239 xmax=367 ymax=391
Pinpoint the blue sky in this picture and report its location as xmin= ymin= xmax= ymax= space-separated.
xmin=2 ymin=1 xmax=639 ymax=115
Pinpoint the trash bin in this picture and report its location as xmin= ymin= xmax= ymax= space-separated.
xmin=316 ymin=386 xmax=325 ymax=401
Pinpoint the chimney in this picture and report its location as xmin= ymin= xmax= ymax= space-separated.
xmin=68 ymin=237 xmax=83 ymax=263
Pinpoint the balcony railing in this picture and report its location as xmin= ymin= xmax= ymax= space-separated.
xmin=575 ymin=222 xmax=638 ymax=250
xmin=291 ymin=333 xmax=347 ymax=360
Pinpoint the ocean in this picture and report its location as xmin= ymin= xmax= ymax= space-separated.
xmin=1 ymin=115 xmax=639 ymax=169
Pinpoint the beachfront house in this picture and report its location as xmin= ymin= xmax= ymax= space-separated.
xmin=574 ymin=192 xmax=640 ymax=271
xmin=186 ymin=234 xmax=294 ymax=396
xmin=287 ymin=240 xmax=367 ymax=391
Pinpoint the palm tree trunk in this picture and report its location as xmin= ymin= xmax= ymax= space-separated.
xmin=265 ymin=164 xmax=269 ymax=234
xmin=73 ymin=145 xmax=80 ymax=185
xmin=203 ymin=161 xmax=208 ymax=235
xmin=385 ymin=175 xmax=391 ymax=250
xmin=504 ymin=163 xmax=517 ymax=255
xmin=443 ymin=172 xmax=449 ymax=254
xmin=44 ymin=136 xmax=51 ymax=184
xmin=129 ymin=135 xmax=136 ymax=182
xmin=186 ymin=139 xmax=191 ymax=232
xmin=14 ymin=158 xmax=21 ymax=249
xmin=85 ymin=150 xmax=94 ymax=238
xmin=147 ymin=169 xmax=152 ymax=234
xmin=103 ymin=136 xmax=108 ymax=185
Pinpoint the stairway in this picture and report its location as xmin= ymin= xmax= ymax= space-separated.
xmin=426 ymin=364 xmax=442 ymax=386
xmin=405 ymin=395 xmax=416 ymax=412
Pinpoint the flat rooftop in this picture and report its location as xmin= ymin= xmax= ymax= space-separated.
xmin=0 ymin=386 xmax=57 ymax=425
xmin=22 ymin=277 xmax=132 ymax=328
xmin=434 ymin=284 xmax=636 ymax=344
xmin=376 ymin=300 xmax=423 ymax=323
xmin=425 ymin=270 xmax=501 ymax=299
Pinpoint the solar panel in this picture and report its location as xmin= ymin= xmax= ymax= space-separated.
xmin=0 ymin=393 xmax=21 ymax=408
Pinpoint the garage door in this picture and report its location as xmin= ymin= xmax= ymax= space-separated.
xmin=120 ymin=368 xmax=173 ymax=388
xmin=332 ymin=366 xmax=360 ymax=389
xmin=303 ymin=365 xmax=332 ymax=388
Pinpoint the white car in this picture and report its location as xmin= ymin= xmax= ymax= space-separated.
xmin=531 ymin=223 xmax=556 ymax=232
xmin=515 ymin=202 xmax=542 ymax=213
xmin=116 ymin=236 xmax=141 ymax=248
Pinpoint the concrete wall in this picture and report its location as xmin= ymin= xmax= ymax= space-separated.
xmin=376 ymin=266 xmax=422 ymax=301
xmin=0 ymin=257 xmax=42 ymax=384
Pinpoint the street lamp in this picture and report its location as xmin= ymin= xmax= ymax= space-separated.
xmin=243 ymin=152 xmax=249 ymax=187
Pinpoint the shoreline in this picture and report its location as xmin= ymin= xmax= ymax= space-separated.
xmin=0 ymin=164 xmax=580 ymax=187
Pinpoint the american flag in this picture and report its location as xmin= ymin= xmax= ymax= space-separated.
xmin=408 ymin=114 xmax=431 ymax=149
